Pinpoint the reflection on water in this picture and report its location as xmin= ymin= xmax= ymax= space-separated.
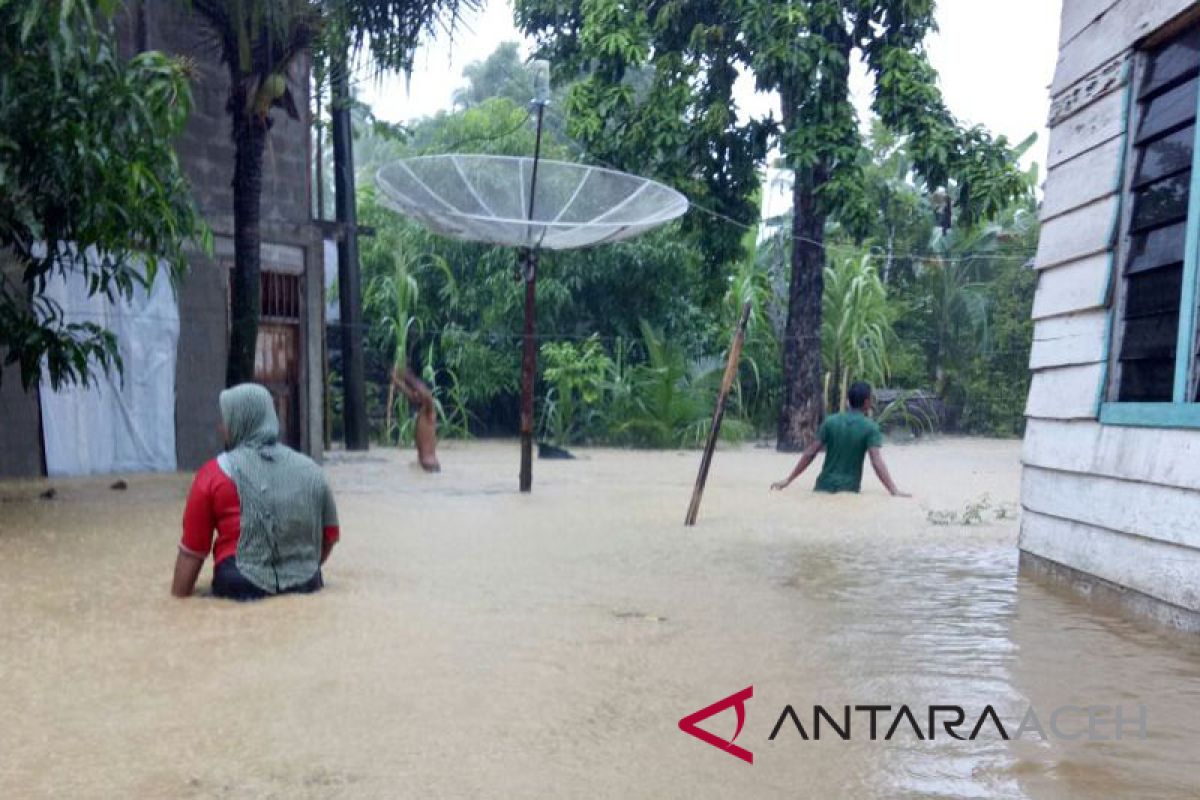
xmin=0 ymin=439 xmax=1197 ymax=798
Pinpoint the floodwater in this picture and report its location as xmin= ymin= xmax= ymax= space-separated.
xmin=1 ymin=438 xmax=1198 ymax=799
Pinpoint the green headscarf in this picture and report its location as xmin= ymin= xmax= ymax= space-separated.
xmin=219 ymin=383 xmax=336 ymax=593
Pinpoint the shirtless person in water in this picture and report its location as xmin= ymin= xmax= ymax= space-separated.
xmin=392 ymin=368 xmax=440 ymax=473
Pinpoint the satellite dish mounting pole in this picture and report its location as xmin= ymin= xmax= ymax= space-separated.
xmin=520 ymin=62 xmax=551 ymax=493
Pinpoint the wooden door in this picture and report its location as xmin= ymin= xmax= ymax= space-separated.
xmin=254 ymin=271 xmax=302 ymax=448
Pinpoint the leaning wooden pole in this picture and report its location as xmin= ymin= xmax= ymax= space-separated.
xmin=685 ymin=301 xmax=753 ymax=526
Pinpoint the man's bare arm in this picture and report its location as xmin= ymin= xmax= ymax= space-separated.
xmin=392 ymin=368 xmax=418 ymax=403
xmin=868 ymin=448 xmax=910 ymax=497
xmin=171 ymin=550 xmax=204 ymax=598
xmin=771 ymin=440 xmax=825 ymax=491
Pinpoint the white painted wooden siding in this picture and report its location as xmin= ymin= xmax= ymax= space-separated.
xmin=1023 ymin=418 xmax=1200 ymax=491
xmin=1020 ymin=511 xmax=1200 ymax=612
xmin=1035 ymin=197 xmax=1119 ymax=269
xmin=1059 ymin=0 xmax=1121 ymax=47
xmin=1025 ymin=363 xmax=1106 ymax=419
xmin=1052 ymin=0 xmax=1195 ymax=94
xmin=1031 ymin=254 xmax=1111 ymax=320
xmin=1041 ymin=137 xmax=1125 ymax=222
xmin=1023 ymin=0 xmax=1200 ymax=618
xmin=1047 ymin=88 xmax=1127 ymax=170
xmin=1023 ymin=466 xmax=1200 ymax=549
xmin=1029 ymin=310 xmax=1109 ymax=370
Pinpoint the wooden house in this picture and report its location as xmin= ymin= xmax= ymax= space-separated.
xmin=1022 ymin=0 xmax=1200 ymax=631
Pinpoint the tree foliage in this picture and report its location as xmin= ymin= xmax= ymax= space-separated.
xmin=453 ymin=41 xmax=535 ymax=109
xmin=514 ymin=0 xmax=1029 ymax=448
xmin=347 ymin=48 xmax=729 ymax=442
xmin=516 ymin=0 xmax=770 ymax=299
xmin=0 ymin=0 xmax=208 ymax=390
xmin=352 ymin=40 xmax=1037 ymax=445
xmin=189 ymin=0 xmax=480 ymax=386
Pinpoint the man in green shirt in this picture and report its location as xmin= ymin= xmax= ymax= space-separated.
xmin=771 ymin=382 xmax=910 ymax=496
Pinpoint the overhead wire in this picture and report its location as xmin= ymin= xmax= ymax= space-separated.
xmin=42 ymin=306 xmax=1036 ymax=358
xmin=528 ymin=96 xmax=1038 ymax=264
xmin=377 ymin=51 xmax=1038 ymax=265
xmin=315 ymin=13 xmax=1040 ymax=267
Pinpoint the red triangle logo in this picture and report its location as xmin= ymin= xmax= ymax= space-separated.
xmin=678 ymin=686 xmax=754 ymax=764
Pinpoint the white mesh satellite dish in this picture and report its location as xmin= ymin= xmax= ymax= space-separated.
xmin=374 ymin=61 xmax=690 ymax=493
xmin=376 ymin=155 xmax=688 ymax=251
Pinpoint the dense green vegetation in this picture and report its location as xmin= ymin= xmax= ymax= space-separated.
xmin=0 ymin=0 xmax=207 ymax=390
xmin=514 ymin=0 xmax=1030 ymax=450
xmin=344 ymin=43 xmax=1039 ymax=448
xmin=0 ymin=0 xmax=1037 ymax=450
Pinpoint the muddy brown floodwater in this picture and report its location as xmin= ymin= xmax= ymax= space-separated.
xmin=1 ymin=438 xmax=1199 ymax=798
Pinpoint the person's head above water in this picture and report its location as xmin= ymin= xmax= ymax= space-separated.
xmin=218 ymin=383 xmax=279 ymax=450
xmin=847 ymin=381 xmax=873 ymax=412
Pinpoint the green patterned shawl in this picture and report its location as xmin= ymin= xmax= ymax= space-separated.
xmin=219 ymin=384 xmax=335 ymax=593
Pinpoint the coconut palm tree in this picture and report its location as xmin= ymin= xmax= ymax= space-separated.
xmin=917 ymin=196 xmax=1038 ymax=396
xmin=189 ymin=0 xmax=477 ymax=386
xmin=190 ymin=1 xmax=318 ymax=386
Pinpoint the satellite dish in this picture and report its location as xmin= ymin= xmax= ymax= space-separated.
xmin=376 ymin=150 xmax=690 ymax=494
xmin=376 ymin=155 xmax=689 ymax=251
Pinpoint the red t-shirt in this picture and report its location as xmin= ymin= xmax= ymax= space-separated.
xmin=180 ymin=458 xmax=340 ymax=565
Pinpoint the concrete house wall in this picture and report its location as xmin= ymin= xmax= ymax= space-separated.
xmin=1021 ymin=0 xmax=1200 ymax=631
xmin=142 ymin=3 xmax=325 ymax=469
xmin=0 ymin=2 xmax=324 ymax=476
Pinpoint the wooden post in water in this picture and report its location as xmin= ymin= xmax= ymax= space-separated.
xmin=685 ymin=301 xmax=753 ymax=526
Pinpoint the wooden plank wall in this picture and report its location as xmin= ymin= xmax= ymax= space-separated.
xmin=1022 ymin=0 xmax=1200 ymax=615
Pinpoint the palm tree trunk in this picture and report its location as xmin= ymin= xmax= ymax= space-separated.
xmin=777 ymin=161 xmax=827 ymax=452
xmin=226 ymin=97 xmax=267 ymax=387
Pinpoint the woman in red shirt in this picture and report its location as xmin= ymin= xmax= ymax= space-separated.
xmin=171 ymin=384 xmax=340 ymax=600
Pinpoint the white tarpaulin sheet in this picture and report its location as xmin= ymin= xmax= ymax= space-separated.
xmin=38 ymin=263 xmax=179 ymax=476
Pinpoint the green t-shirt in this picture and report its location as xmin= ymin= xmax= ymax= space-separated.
xmin=814 ymin=411 xmax=884 ymax=493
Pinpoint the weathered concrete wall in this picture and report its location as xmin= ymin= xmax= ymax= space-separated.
xmin=0 ymin=253 xmax=44 ymax=478
xmin=174 ymin=248 xmax=230 ymax=471
xmin=0 ymin=366 xmax=43 ymax=479
xmin=0 ymin=3 xmax=322 ymax=478
xmin=1021 ymin=0 xmax=1200 ymax=626
xmin=140 ymin=4 xmax=322 ymax=466
xmin=143 ymin=4 xmax=313 ymax=236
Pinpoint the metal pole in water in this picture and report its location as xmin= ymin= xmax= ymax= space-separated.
xmin=519 ymin=64 xmax=550 ymax=493
xmin=519 ymin=247 xmax=538 ymax=493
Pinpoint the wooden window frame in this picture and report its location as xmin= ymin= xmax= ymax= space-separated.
xmin=1101 ymin=29 xmax=1200 ymax=429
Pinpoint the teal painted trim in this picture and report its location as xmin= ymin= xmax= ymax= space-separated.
xmin=1173 ymin=78 xmax=1200 ymax=402
xmin=1095 ymin=62 xmax=1136 ymax=415
xmin=1100 ymin=58 xmax=1136 ymax=307
xmin=1095 ymin=310 xmax=1115 ymax=416
xmin=1100 ymin=402 xmax=1200 ymax=428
